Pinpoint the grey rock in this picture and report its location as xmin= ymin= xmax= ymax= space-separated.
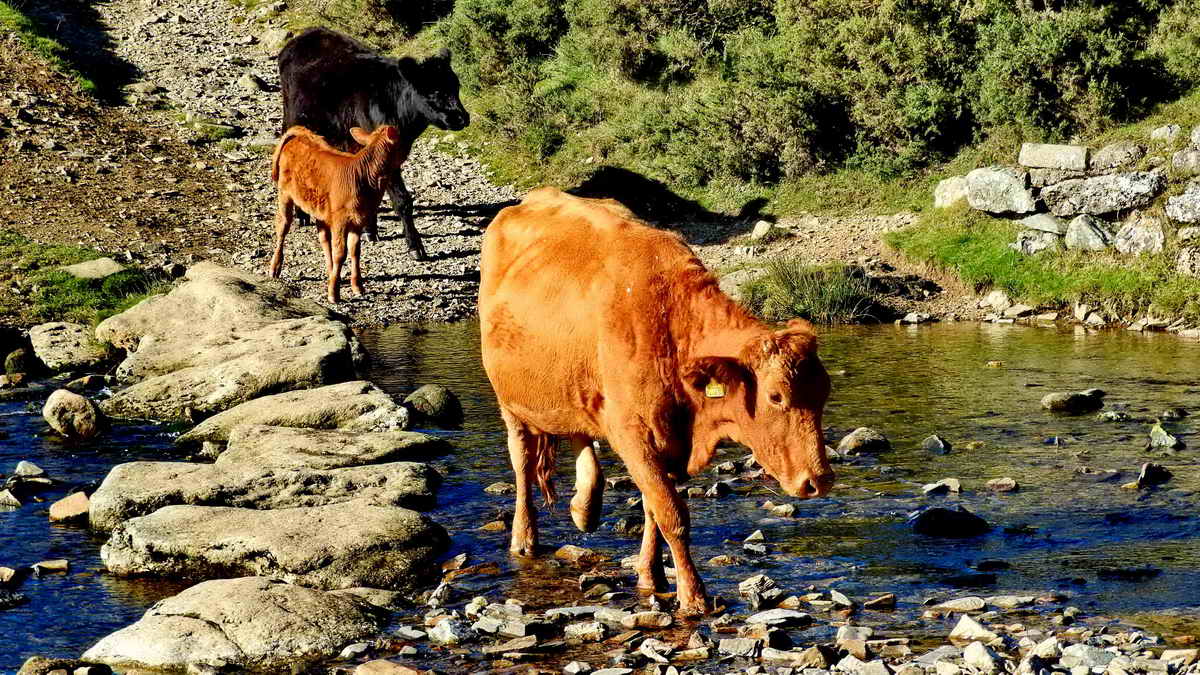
xmin=1019 ymin=143 xmax=1088 ymax=171
xmin=948 ymin=614 xmax=999 ymax=643
xmin=403 ymin=384 xmax=463 ymax=427
xmin=836 ymin=427 xmax=891 ymax=456
xmin=1003 ymin=304 xmax=1035 ymax=318
xmin=983 ymin=289 xmax=1012 ymax=312
xmin=1009 ymin=229 xmax=1059 ymax=255
xmin=564 ymin=621 xmax=606 ymax=642
xmin=237 ymin=73 xmax=268 ymax=92
xmin=88 ymin=457 xmax=440 ymax=531
xmin=101 ymin=502 xmax=448 ymax=590
xmin=922 ymin=434 xmax=952 ymax=455
xmin=81 ymin=577 xmax=384 ymax=671
xmin=1149 ymin=423 xmax=1184 ymax=450
xmin=1194 ymin=126 xmax=1200 ymax=147
xmin=746 ymin=608 xmax=813 ymax=627
xmin=901 ymin=312 xmax=933 ymax=325
xmin=963 ymin=641 xmax=998 ymax=673
xmin=1167 ymin=181 xmax=1200 ymax=223
xmin=1060 ymin=644 xmax=1115 ymax=669
xmin=176 ymin=381 xmax=410 ymax=445
xmin=750 ymin=219 xmax=775 ymax=240
xmin=1028 ymin=168 xmax=1086 ymax=188
xmin=910 ymin=506 xmax=989 ymax=537
xmin=1041 ymin=390 xmax=1105 ymax=414
xmin=42 ymin=389 xmax=104 ymax=440
xmin=1040 ymin=172 xmax=1166 ymax=216
xmin=1019 ymin=213 xmax=1067 ymax=234
xmin=28 ymin=322 xmax=111 ymax=373
xmin=1064 ymin=215 xmax=1113 ymax=251
xmin=936 ymin=596 xmax=985 ymax=612
xmin=1174 ymin=148 xmax=1200 ymax=175
xmin=1151 ymin=124 xmax=1183 ymax=144
xmin=837 ymin=626 xmax=874 ymax=643
xmin=61 ymin=257 xmax=125 ymax=280
xmin=933 ymin=177 xmax=968 ymax=209
xmin=718 ymin=637 xmax=762 ymax=658
xmin=1179 ymin=227 xmax=1200 ymax=242
xmin=218 ymin=424 xmax=448 ymax=468
xmin=1114 ymin=212 xmax=1166 ymax=255
xmin=966 ymin=167 xmax=1036 ymax=215
xmin=1090 ymin=141 xmax=1145 ymax=171
xmin=14 ymin=460 xmax=44 ymax=477
xmin=428 ymin=617 xmax=475 ymax=645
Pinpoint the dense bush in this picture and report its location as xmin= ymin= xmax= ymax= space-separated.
xmin=743 ymin=262 xmax=887 ymax=324
xmin=429 ymin=0 xmax=1200 ymax=195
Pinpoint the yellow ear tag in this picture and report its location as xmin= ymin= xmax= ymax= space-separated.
xmin=705 ymin=381 xmax=725 ymax=399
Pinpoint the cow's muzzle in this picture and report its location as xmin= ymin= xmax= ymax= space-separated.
xmin=783 ymin=471 xmax=835 ymax=499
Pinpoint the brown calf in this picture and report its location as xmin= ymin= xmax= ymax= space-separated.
xmin=269 ymin=124 xmax=404 ymax=303
xmin=479 ymin=187 xmax=834 ymax=616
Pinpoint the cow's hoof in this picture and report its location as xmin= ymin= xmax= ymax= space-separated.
xmin=509 ymin=544 xmax=536 ymax=557
xmin=569 ymin=501 xmax=600 ymax=533
xmin=677 ymin=597 xmax=708 ymax=618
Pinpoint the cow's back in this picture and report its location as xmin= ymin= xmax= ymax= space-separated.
xmin=480 ymin=187 xmax=694 ymax=436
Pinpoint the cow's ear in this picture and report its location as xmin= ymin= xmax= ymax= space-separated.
xmin=349 ymin=127 xmax=371 ymax=145
xmin=383 ymin=126 xmax=399 ymax=141
xmin=683 ymin=356 xmax=752 ymax=402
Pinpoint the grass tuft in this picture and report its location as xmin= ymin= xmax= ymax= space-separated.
xmin=0 ymin=1 xmax=98 ymax=94
xmin=742 ymin=261 xmax=887 ymax=325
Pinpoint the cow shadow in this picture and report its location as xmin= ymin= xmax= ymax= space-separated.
xmin=566 ymin=166 xmax=764 ymax=246
xmin=16 ymin=0 xmax=140 ymax=103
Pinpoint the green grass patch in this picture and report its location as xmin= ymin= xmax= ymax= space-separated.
xmin=0 ymin=1 xmax=97 ymax=94
xmin=742 ymin=261 xmax=887 ymax=324
xmin=886 ymin=207 xmax=1200 ymax=322
xmin=0 ymin=230 xmax=167 ymax=326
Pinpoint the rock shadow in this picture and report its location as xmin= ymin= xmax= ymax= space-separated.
xmin=15 ymin=0 xmax=140 ymax=103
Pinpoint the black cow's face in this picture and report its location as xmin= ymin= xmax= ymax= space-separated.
xmin=416 ymin=48 xmax=470 ymax=131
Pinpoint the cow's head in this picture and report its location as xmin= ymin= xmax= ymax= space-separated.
xmin=684 ymin=320 xmax=833 ymax=498
xmin=412 ymin=48 xmax=470 ymax=131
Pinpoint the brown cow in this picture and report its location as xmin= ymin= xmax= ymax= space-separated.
xmin=479 ymin=187 xmax=834 ymax=615
xmin=269 ymin=124 xmax=405 ymax=303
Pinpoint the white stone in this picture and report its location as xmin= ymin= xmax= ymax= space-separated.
xmin=934 ymin=176 xmax=968 ymax=209
xmin=1018 ymin=143 xmax=1088 ymax=171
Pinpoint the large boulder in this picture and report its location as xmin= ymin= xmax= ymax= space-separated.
xmin=965 ymin=167 xmax=1036 ymax=214
xmin=220 ymin=424 xmax=450 ymax=469
xmin=88 ymin=460 xmax=441 ymax=531
xmin=61 ymin=257 xmax=124 ymax=280
xmin=1040 ymin=172 xmax=1166 ymax=216
xmin=933 ymin=176 xmax=968 ymax=209
xmin=42 ymin=389 xmax=104 ymax=440
xmin=100 ymin=316 xmax=359 ymax=422
xmin=1018 ymin=142 xmax=1088 ymax=171
xmin=94 ymin=263 xmax=360 ymax=423
xmin=1064 ymin=215 xmax=1113 ymax=251
xmin=28 ymin=322 xmax=111 ymax=373
xmin=176 ymin=381 xmax=411 ymax=445
xmin=1113 ymin=212 xmax=1166 ymax=256
xmin=81 ymin=577 xmax=384 ymax=672
xmin=1090 ymin=141 xmax=1145 ymax=172
xmin=101 ymin=503 xmax=449 ymax=590
xmin=1174 ymin=148 xmax=1200 ymax=176
xmin=1167 ymin=181 xmax=1200 ymax=224
xmin=404 ymin=384 xmax=464 ymax=427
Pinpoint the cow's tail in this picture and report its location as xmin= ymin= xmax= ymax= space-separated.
xmin=271 ymin=127 xmax=304 ymax=183
xmin=533 ymin=435 xmax=557 ymax=507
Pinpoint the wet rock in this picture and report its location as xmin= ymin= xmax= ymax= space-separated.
xmin=15 ymin=657 xmax=111 ymax=675
xmin=176 ymin=381 xmax=410 ymax=445
xmin=708 ymin=554 xmax=742 ymax=566
xmin=705 ymin=481 xmax=732 ymax=498
xmin=936 ymin=596 xmax=985 ymax=612
xmin=1060 ymin=644 xmax=1116 ymax=669
xmin=963 ymin=641 xmax=999 ymax=673
xmin=934 ymin=176 xmax=968 ymax=209
xmin=0 ymin=490 xmax=20 ymax=508
xmin=638 ymin=637 xmax=674 ymax=663
xmin=746 ymin=608 xmax=812 ymax=627
xmin=1167 ymin=181 xmax=1200 ymax=223
xmin=1149 ymin=423 xmax=1184 ymax=449
xmin=739 ymin=573 xmax=783 ymax=610
xmin=838 ymin=626 xmax=874 ymax=643
xmin=82 ymin=577 xmax=383 ymax=671
xmin=563 ymin=661 xmax=593 ymax=675
xmin=1019 ymin=143 xmax=1088 ymax=171
xmin=986 ymin=595 xmax=1033 ymax=608
xmin=718 ymin=637 xmax=762 ymax=658
xmin=831 ymin=588 xmax=855 ymax=607
xmin=0 ymin=589 xmax=29 ymax=610
xmin=1113 ymin=212 xmax=1166 ymax=256
xmin=901 ymin=312 xmax=933 ymax=325
xmin=1091 ymin=141 xmax=1145 ymax=171
xmin=355 ymin=660 xmax=421 ymax=674
xmin=42 ymin=389 xmax=104 ymax=440
xmin=837 ymin=427 xmax=891 ymax=456
xmin=88 ymin=457 xmax=440 ymax=531
xmin=1041 ymin=390 xmax=1104 ymax=414
xmin=14 ymin=461 xmax=44 ymax=478
xmin=910 ymin=507 xmax=990 ymax=538
xmin=4 ymin=347 xmax=35 ymax=375
xmin=429 ymin=617 xmax=475 ymax=645
xmin=555 ymin=545 xmax=603 ymax=565
xmin=1122 ymin=462 xmax=1172 ymax=490
xmin=986 ymin=477 xmax=1018 ymax=492
xmin=565 ymin=621 xmax=607 ymax=642
xmin=922 ymin=435 xmax=952 ymax=455
xmin=101 ymin=503 xmax=448 ymax=590
xmin=28 ymin=322 xmax=111 ymax=374
xmin=864 ymin=593 xmax=896 ymax=610
xmin=219 ymin=425 xmax=448 ymax=468
xmin=948 ymin=614 xmax=999 ymax=643
xmin=621 ymin=611 xmax=672 ymax=629
xmin=1064 ymin=215 xmax=1113 ymax=251
xmin=965 ymin=167 xmax=1036 ymax=215
xmin=48 ymin=492 xmax=89 ymax=523
xmin=403 ymin=384 xmax=463 ymax=427
xmin=1040 ymin=172 xmax=1165 ymax=216
xmin=484 ymin=482 xmax=516 ymax=495
xmin=923 ymin=478 xmax=961 ymax=495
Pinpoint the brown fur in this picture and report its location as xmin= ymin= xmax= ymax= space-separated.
xmin=268 ymin=124 xmax=406 ymax=303
xmin=478 ymin=186 xmax=835 ymax=616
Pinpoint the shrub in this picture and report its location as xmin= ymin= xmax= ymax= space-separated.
xmin=743 ymin=261 xmax=886 ymax=324
xmin=1148 ymin=0 xmax=1200 ymax=90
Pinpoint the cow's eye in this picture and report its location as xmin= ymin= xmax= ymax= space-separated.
xmin=768 ymin=392 xmax=784 ymax=406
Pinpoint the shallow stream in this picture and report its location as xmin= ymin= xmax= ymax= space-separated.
xmin=3 ymin=322 xmax=1199 ymax=671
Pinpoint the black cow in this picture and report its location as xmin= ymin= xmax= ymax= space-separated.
xmin=278 ymin=27 xmax=470 ymax=259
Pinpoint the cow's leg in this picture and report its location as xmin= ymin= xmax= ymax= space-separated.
xmin=328 ymin=224 xmax=347 ymax=304
xmin=388 ymin=173 xmax=427 ymax=260
xmin=317 ymin=223 xmax=333 ymax=279
xmin=636 ymin=498 xmax=668 ymax=593
xmin=347 ymin=228 xmax=364 ymax=297
xmin=269 ymin=196 xmax=293 ymax=279
xmin=614 ymin=431 xmax=707 ymax=615
xmin=501 ymin=408 xmax=538 ymax=557
xmin=570 ymin=436 xmax=604 ymax=532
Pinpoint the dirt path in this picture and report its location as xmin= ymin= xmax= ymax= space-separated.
xmin=4 ymin=0 xmax=975 ymax=325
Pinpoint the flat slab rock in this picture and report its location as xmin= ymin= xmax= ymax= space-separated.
xmin=88 ymin=458 xmax=441 ymax=531
xmin=28 ymin=322 xmax=111 ymax=373
xmin=176 ymin=380 xmax=411 ymax=445
xmin=102 ymin=502 xmax=449 ymax=590
xmin=1040 ymin=172 xmax=1166 ymax=216
xmin=81 ymin=577 xmax=385 ymax=672
xmin=219 ymin=424 xmax=449 ymax=469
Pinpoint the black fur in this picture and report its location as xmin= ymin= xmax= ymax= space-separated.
xmin=278 ymin=27 xmax=470 ymax=258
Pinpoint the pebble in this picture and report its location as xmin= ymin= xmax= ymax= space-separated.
xmin=620 ymin=611 xmax=672 ymax=629
xmin=986 ymin=477 xmax=1018 ymax=492
xmin=922 ymin=435 xmax=952 ymax=455
xmin=14 ymin=461 xmax=44 ymax=477
xmin=555 ymin=544 xmax=603 ymax=565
